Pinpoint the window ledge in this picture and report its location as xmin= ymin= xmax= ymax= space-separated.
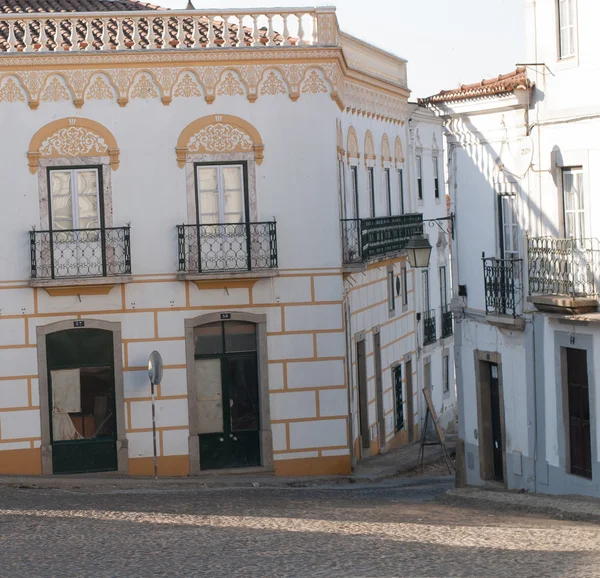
xmin=30 ymin=275 xmax=132 ymax=296
xmin=178 ymin=269 xmax=279 ymax=290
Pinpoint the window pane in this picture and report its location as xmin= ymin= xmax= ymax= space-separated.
xmin=198 ymin=167 xmax=218 ymax=192
xmin=194 ymin=322 xmax=223 ymax=356
xmin=51 ymin=171 xmax=73 ymax=230
xmin=224 ymin=321 xmax=257 ymax=353
xmin=76 ymin=171 xmax=99 ymax=229
xmin=200 ymin=191 xmax=219 ymax=221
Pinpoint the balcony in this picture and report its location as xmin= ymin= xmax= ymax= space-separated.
xmin=528 ymin=237 xmax=600 ymax=314
xmin=341 ymin=214 xmax=423 ymax=267
xmin=441 ymin=305 xmax=453 ymax=338
xmin=422 ymin=309 xmax=436 ymax=346
xmin=29 ymin=227 xmax=131 ymax=295
xmin=482 ymin=255 xmax=523 ymax=319
xmin=177 ymin=222 xmax=278 ymax=287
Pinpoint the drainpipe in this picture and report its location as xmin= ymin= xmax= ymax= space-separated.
xmin=532 ymin=316 xmax=538 ymax=493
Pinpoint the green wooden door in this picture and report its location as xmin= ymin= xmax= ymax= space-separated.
xmin=46 ymin=328 xmax=118 ymax=474
xmin=194 ymin=321 xmax=261 ymax=470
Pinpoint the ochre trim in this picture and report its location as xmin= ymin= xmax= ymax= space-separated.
xmin=43 ymin=284 xmax=117 ymax=297
xmin=176 ymin=114 xmax=264 ymax=168
xmin=193 ymin=279 xmax=258 ymax=290
xmin=0 ymin=448 xmax=42 ymax=475
xmin=128 ymin=455 xmax=190 ymax=477
xmin=346 ymin=126 xmax=359 ymax=162
xmin=273 ymin=455 xmax=351 ymax=476
xmin=28 ymin=117 xmax=120 ymax=174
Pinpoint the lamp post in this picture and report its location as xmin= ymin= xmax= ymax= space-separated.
xmin=405 ymin=234 xmax=433 ymax=269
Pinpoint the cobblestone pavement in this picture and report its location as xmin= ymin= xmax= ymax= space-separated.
xmin=1 ymin=476 xmax=600 ymax=578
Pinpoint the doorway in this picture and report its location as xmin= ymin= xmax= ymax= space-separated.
xmin=475 ymin=354 xmax=505 ymax=484
xmin=566 ymin=347 xmax=592 ymax=478
xmin=405 ymin=358 xmax=414 ymax=442
xmin=356 ymin=338 xmax=370 ymax=451
xmin=373 ymin=331 xmax=385 ymax=452
xmin=46 ymin=328 xmax=117 ymax=474
xmin=185 ymin=312 xmax=272 ymax=474
xmin=193 ymin=320 xmax=260 ymax=470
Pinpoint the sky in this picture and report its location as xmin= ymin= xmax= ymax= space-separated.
xmin=155 ymin=0 xmax=526 ymax=98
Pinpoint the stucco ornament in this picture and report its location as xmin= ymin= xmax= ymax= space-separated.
xmin=0 ymin=78 xmax=25 ymax=102
xmin=176 ymin=115 xmax=264 ymax=168
xmin=188 ymin=124 xmax=253 ymax=154
xmin=39 ymin=127 xmax=109 ymax=157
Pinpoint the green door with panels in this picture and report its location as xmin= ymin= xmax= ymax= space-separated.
xmin=46 ymin=328 xmax=118 ymax=474
xmin=194 ymin=320 xmax=261 ymax=470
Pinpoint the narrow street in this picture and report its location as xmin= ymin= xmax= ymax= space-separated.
xmin=1 ymin=474 xmax=599 ymax=577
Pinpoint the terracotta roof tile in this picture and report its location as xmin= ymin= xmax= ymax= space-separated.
xmin=0 ymin=0 xmax=165 ymax=13
xmin=418 ymin=67 xmax=532 ymax=105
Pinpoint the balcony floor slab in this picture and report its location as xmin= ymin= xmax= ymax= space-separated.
xmin=30 ymin=275 xmax=132 ymax=296
xmin=528 ymin=295 xmax=599 ymax=315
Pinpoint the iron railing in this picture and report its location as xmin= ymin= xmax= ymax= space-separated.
xmin=528 ymin=236 xmax=600 ymax=298
xmin=423 ymin=309 xmax=436 ymax=345
xmin=482 ymin=255 xmax=522 ymax=317
xmin=177 ymin=221 xmax=277 ymax=273
xmin=341 ymin=213 xmax=423 ymax=264
xmin=441 ymin=304 xmax=453 ymax=338
xmin=30 ymin=226 xmax=131 ymax=280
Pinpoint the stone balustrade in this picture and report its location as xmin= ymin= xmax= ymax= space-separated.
xmin=0 ymin=7 xmax=337 ymax=53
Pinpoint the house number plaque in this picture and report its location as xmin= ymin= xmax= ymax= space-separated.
xmin=73 ymin=321 xmax=85 ymax=328
xmin=220 ymin=313 xmax=232 ymax=320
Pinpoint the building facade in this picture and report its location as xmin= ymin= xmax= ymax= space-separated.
xmin=0 ymin=2 xmax=454 ymax=477
xmin=423 ymin=0 xmax=600 ymax=497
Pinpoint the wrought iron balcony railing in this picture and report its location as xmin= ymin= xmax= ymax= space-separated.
xmin=482 ymin=255 xmax=522 ymax=317
xmin=441 ymin=305 xmax=453 ymax=338
xmin=341 ymin=213 xmax=423 ymax=264
xmin=30 ymin=226 xmax=131 ymax=280
xmin=528 ymin=236 xmax=600 ymax=298
xmin=423 ymin=309 xmax=436 ymax=346
xmin=178 ymin=221 xmax=277 ymax=273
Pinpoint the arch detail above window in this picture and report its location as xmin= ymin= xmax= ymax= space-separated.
xmin=346 ymin=126 xmax=359 ymax=162
xmin=394 ymin=136 xmax=404 ymax=166
xmin=364 ymin=130 xmax=376 ymax=165
xmin=381 ymin=133 xmax=392 ymax=166
xmin=176 ymin=114 xmax=264 ymax=168
xmin=28 ymin=117 xmax=120 ymax=174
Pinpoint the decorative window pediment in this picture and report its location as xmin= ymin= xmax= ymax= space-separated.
xmin=394 ymin=136 xmax=404 ymax=166
xmin=347 ymin=126 xmax=359 ymax=162
xmin=28 ymin=118 xmax=120 ymax=174
xmin=176 ymin=114 xmax=264 ymax=168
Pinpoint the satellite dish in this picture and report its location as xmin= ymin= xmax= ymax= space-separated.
xmin=498 ymin=135 xmax=534 ymax=179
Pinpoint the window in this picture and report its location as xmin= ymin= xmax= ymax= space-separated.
xmin=398 ymin=169 xmax=405 ymax=214
xmin=401 ymin=266 xmax=408 ymax=307
xmin=384 ymin=168 xmax=392 ymax=216
xmin=433 ymin=157 xmax=440 ymax=199
xmin=338 ymin=160 xmax=346 ymax=219
xmin=350 ymin=166 xmax=359 ymax=219
xmin=387 ymin=269 xmax=395 ymax=314
xmin=367 ymin=167 xmax=375 ymax=217
xmin=416 ymin=156 xmax=423 ymax=200
xmin=196 ymin=163 xmax=246 ymax=224
xmin=439 ymin=266 xmax=448 ymax=307
xmin=558 ymin=0 xmax=576 ymax=59
xmin=563 ymin=167 xmax=584 ymax=239
xmin=394 ymin=365 xmax=404 ymax=432
xmin=442 ymin=354 xmax=450 ymax=393
xmin=499 ymin=194 xmax=519 ymax=259
xmin=49 ymin=168 xmax=101 ymax=232
xmin=422 ymin=269 xmax=430 ymax=311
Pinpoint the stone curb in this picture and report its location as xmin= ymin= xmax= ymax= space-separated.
xmin=445 ymin=488 xmax=600 ymax=524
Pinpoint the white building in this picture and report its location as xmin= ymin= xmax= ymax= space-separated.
xmin=0 ymin=1 xmax=454 ymax=477
xmin=423 ymin=0 xmax=600 ymax=497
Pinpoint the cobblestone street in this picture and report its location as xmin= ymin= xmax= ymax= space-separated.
xmin=1 ymin=475 xmax=600 ymax=577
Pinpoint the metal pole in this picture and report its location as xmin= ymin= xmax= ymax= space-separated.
xmin=150 ymin=379 xmax=158 ymax=480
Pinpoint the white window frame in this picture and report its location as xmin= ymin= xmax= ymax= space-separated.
xmin=558 ymin=0 xmax=576 ymax=59
xmin=401 ymin=266 xmax=408 ymax=308
xmin=422 ymin=269 xmax=430 ymax=312
xmin=49 ymin=167 xmax=101 ymax=232
xmin=433 ymin=156 xmax=440 ymax=200
xmin=387 ymin=267 xmax=396 ymax=316
xmin=195 ymin=163 xmax=246 ymax=225
xmin=367 ymin=166 xmax=376 ymax=218
xmin=499 ymin=194 xmax=519 ymax=260
xmin=562 ymin=167 xmax=585 ymax=239
xmin=416 ymin=156 xmax=423 ymax=200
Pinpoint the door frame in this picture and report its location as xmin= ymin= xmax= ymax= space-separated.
xmin=473 ymin=350 xmax=507 ymax=486
xmin=373 ymin=326 xmax=385 ymax=452
xmin=355 ymin=331 xmax=370 ymax=455
xmin=36 ymin=319 xmax=128 ymax=475
xmin=185 ymin=312 xmax=272 ymax=475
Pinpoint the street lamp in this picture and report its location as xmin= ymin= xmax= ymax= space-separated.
xmin=405 ymin=234 xmax=432 ymax=268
